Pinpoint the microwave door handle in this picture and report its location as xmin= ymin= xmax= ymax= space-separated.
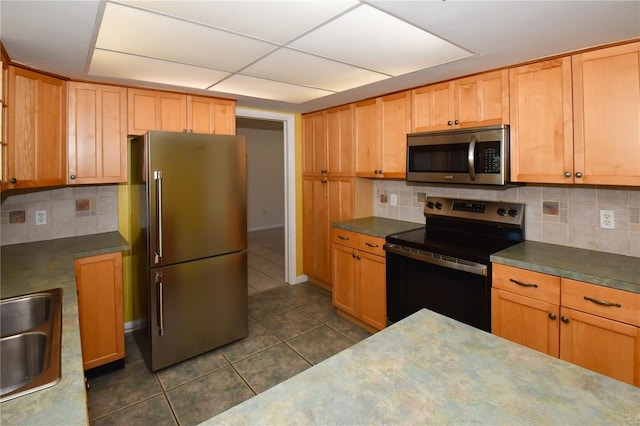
xmin=468 ymin=135 xmax=477 ymax=181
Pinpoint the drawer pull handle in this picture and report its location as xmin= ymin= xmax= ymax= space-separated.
xmin=338 ymin=235 xmax=350 ymax=240
xmin=509 ymin=278 xmax=538 ymax=288
xmin=583 ymin=296 xmax=621 ymax=308
xmin=365 ymin=242 xmax=379 ymax=248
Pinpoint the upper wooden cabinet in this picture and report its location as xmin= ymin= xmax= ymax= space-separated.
xmin=68 ymin=82 xmax=127 ymax=184
xmin=509 ymin=58 xmax=574 ymax=184
xmin=355 ymin=91 xmax=410 ymax=178
xmin=411 ymin=69 xmax=509 ymax=132
xmin=6 ymin=66 xmax=67 ymax=189
xmin=302 ymin=111 xmax=326 ymax=175
xmin=510 ymin=42 xmax=640 ymax=186
xmin=128 ymin=88 xmax=236 ymax=136
xmin=572 ymin=42 xmax=640 ymax=186
xmin=326 ymin=104 xmax=354 ymax=176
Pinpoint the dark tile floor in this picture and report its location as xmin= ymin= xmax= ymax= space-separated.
xmin=87 ymin=228 xmax=372 ymax=426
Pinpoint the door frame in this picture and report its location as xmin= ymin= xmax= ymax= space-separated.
xmin=236 ymin=107 xmax=306 ymax=285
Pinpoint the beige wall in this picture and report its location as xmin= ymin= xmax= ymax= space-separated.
xmin=373 ymin=181 xmax=640 ymax=258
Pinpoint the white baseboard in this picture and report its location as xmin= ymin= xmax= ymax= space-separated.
xmin=248 ymin=224 xmax=285 ymax=232
xmin=289 ymin=274 xmax=309 ymax=285
xmin=125 ymin=318 xmax=145 ymax=334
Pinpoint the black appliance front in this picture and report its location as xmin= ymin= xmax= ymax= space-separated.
xmin=386 ymin=250 xmax=491 ymax=331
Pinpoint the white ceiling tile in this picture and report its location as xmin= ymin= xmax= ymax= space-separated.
xmin=210 ymin=74 xmax=334 ymax=104
xmin=243 ymin=48 xmax=389 ymax=92
xmin=97 ymin=2 xmax=276 ymax=71
xmin=89 ymin=49 xmax=230 ymax=89
xmin=290 ymin=4 xmax=474 ymax=76
xmin=119 ymin=0 xmax=359 ymax=44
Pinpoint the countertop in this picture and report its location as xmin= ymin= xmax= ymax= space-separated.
xmin=331 ymin=216 xmax=423 ymax=238
xmin=491 ymin=241 xmax=640 ymax=294
xmin=206 ymin=308 xmax=640 ymax=425
xmin=0 ymin=232 xmax=130 ymax=425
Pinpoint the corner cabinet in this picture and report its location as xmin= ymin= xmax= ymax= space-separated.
xmin=510 ymin=42 xmax=640 ymax=186
xmin=492 ymin=263 xmax=640 ymax=387
xmin=128 ymin=88 xmax=236 ymax=136
xmin=6 ymin=66 xmax=67 ymax=189
xmin=411 ymin=69 xmax=509 ymax=132
xmin=68 ymin=82 xmax=127 ymax=184
xmin=331 ymin=228 xmax=386 ymax=330
xmin=75 ymin=252 xmax=125 ymax=370
xmin=355 ymin=91 xmax=410 ymax=178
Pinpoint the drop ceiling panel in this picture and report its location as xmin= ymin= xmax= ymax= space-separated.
xmin=243 ymin=48 xmax=389 ymax=92
xmin=119 ymin=0 xmax=359 ymax=44
xmin=97 ymin=2 xmax=276 ymax=71
xmin=211 ymin=74 xmax=334 ymax=104
xmin=290 ymin=4 xmax=474 ymax=76
xmin=90 ymin=49 xmax=230 ymax=89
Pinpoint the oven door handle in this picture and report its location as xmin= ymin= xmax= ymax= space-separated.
xmin=385 ymin=243 xmax=487 ymax=276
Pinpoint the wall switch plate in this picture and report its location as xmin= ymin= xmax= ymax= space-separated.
xmin=390 ymin=194 xmax=398 ymax=206
xmin=35 ymin=210 xmax=47 ymax=225
xmin=599 ymin=210 xmax=615 ymax=229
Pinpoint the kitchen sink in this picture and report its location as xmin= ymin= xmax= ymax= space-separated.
xmin=0 ymin=288 xmax=62 ymax=402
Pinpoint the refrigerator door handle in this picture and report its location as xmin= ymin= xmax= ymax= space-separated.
xmin=155 ymin=272 xmax=165 ymax=336
xmin=154 ymin=170 xmax=163 ymax=264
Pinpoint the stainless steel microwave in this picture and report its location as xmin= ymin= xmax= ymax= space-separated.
xmin=406 ymin=125 xmax=510 ymax=185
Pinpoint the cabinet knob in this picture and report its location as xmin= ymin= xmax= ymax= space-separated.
xmin=70 ymin=175 xmax=76 ymax=180
xmin=352 ymin=253 xmax=356 ymax=258
xmin=447 ymin=121 xmax=453 ymax=126
xmin=182 ymin=129 xmax=187 ymax=132
xmin=454 ymin=119 xmax=460 ymax=125
xmin=564 ymin=171 xmax=572 ymax=178
xmin=548 ymin=312 xmax=557 ymax=320
xmin=356 ymin=255 xmax=361 ymax=260
xmin=188 ymin=129 xmax=193 ymax=133
xmin=9 ymin=177 xmax=17 ymax=184
xmin=561 ymin=316 xmax=569 ymax=323
xmin=575 ymin=172 xmax=583 ymax=178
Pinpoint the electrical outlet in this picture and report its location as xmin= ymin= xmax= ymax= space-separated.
xmin=599 ymin=210 xmax=615 ymax=229
xmin=35 ymin=210 xmax=47 ymax=225
xmin=390 ymin=194 xmax=398 ymax=206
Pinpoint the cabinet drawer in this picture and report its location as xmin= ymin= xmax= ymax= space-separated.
xmin=492 ymin=263 xmax=560 ymax=304
xmin=331 ymin=228 xmax=358 ymax=248
xmin=561 ymin=279 xmax=640 ymax=327
xmin=356 ymin=234 xmax=386 ymax=257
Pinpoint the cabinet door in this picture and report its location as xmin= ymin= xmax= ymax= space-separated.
xmin=127 ymin=88 xmax=187 ymax=135
xmin=572 ymin=42 xmax=640 ymax=186
xmin=358 ymin=251 xmax=386 ymax=330
xmin=411 ymin=81 xmax=454 ymax=132
xmin=354 ymin=98 xmax=378 ymax=177
xmin=560 ymin=307 xmax=640 ymax=386
xmin=68 ymin=82 xmax=127 ymax=184
xmin=509 ymin=58 xmax=574 ymax=183
xmin=491 ymin=288 xmax=560 ymax=356
xmin=187 ymin=95 xmax=236 ymax=135
xmin=75 ymin=252 xmax=124 ymax=370
xmin=332 ymin=243 xmax=358 ymax=316
xmin=379 ymin=91 xmax=410 ymax=178
xmin=302 ymin=176 xmax=328 ymax=283
xmin=302 ymin=111 xmax=326 ymax=175
xmin=326 ymin=104 xmax=354 ymax=176
xmin=7 ymin=66 xmax=66 ymax=189
xmin=454 ymin=69 xmax=509 ymax=128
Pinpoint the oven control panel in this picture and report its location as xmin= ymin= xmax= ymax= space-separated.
xmin=424 ymin=197 xmax=524 ymax=226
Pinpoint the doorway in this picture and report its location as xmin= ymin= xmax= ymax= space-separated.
xmin=235 ymin=108 xmax=300 ymax=285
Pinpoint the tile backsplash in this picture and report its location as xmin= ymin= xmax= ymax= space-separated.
xmin=1 ymin=185 xmax=119 ymax=246
xmin=373 ymin=181 xmax=640 ymax=258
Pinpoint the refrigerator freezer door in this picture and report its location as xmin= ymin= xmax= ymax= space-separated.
xmin=148 ymin=251 xmax=248 ymax=371
xmin=146 ymin=131 xmax=247 ymax=267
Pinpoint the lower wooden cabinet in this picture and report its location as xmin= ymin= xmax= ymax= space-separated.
xmin=331 ymin=228 xmax=386 ymax=330
xmin=75 ymin=252 xmax=125 ymax=370
xmin=492 ymin=263 xmax=640 ymax=386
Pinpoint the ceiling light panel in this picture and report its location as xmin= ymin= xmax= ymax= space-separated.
xmin=97 ymin=2 xmax=276 ymax=71
xmin=290 ymin=4 xmax=474 ymax=76
xmin=89 ymin=49 xmax=230 ymax=89
xmin=242 ymin=48 xmax=389 ymax=92
xmin=119 ymin=0 xmax=359 ymax=44
xmin=210 ymin=74 xmax=334 ymax=104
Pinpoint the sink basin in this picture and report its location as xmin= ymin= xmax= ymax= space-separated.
xmin=0 ymin=288 xmax=62 ymax=402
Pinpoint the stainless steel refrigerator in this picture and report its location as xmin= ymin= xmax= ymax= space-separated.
xmin=131 ymin=131 xmax=248 ymax=372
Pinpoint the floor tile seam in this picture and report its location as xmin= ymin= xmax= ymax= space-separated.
xmin=161 ymin=385 xmax=182 ymax=426
xmin=273 ymin=321 xmax=325 ymax=343
xmin=224 ymin=352 xmax=260 ymax=397
xmin=324 ymin=319 xmax=365 ymax=344
xmin=249 ymin=301 xmax=297 ymax=321
xmin=157 ymin=358 xmax=235 ymax=393
xmin=281 ymin=339 xmax=317 ymax=366
xmin=88 ymin=390 xmax=167 ymax=423
xmin=222 ymin=336 xmax=282 ymax=365
xmin=248 ymin=267 xmax=284 ymax=285
xmin=249 ymin=252 xmax=285 ymax=270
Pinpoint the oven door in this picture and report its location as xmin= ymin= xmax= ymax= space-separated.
xmin=385 ymin=245 xmax=491 ymax=331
